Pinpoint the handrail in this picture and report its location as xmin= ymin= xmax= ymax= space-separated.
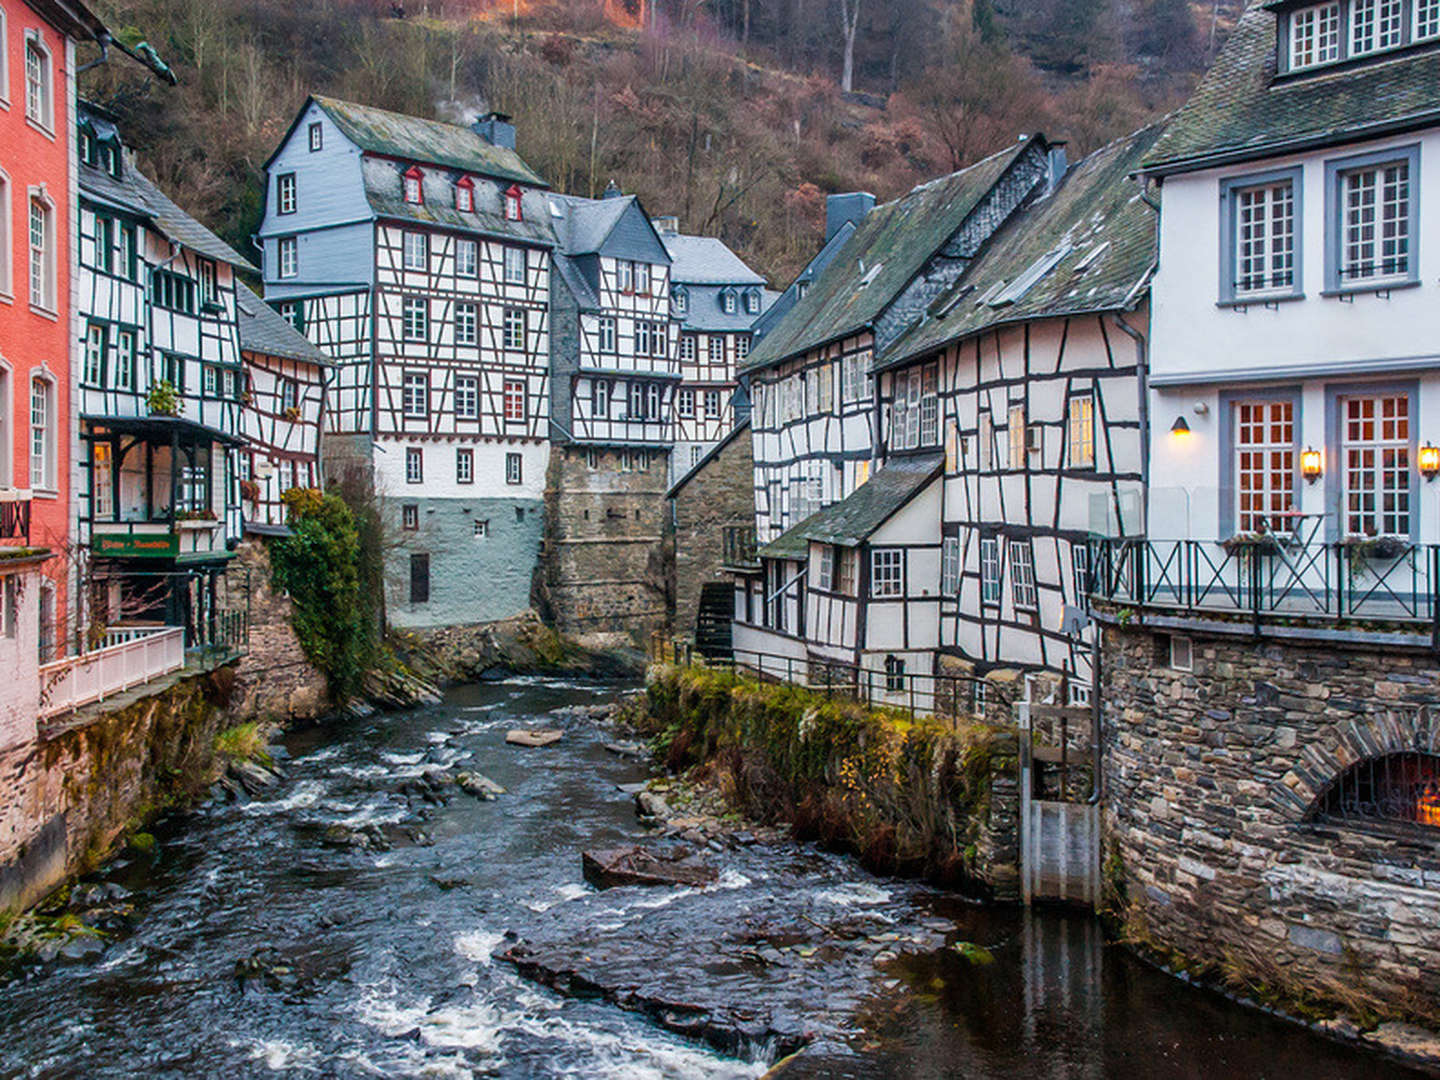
xmin=38 ymin=626 xmax=187 ymax=718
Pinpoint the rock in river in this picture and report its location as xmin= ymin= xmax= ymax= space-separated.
xmin=506 ymin=728 xmax=564 ymax=748
xmin=455 ymin=772 xmax=506 ymax=800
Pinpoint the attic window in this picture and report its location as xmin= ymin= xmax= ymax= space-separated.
xmin=858 ymin=261 xmax=883 ymax=288
xmin=308 ymin=122 xmax=323 ymax=152
xmin=673 ymin=286 xmax=689 ymax=315
xmin=403 ymin=166 xmax=424 ymax=205
xmin=455 ymin=176 xmax=475 ymax=213
xmin=1072 ymin=241 xmax=1110 ymax=274
xmin=504 ymin=184 xmax=524 ymax=222
xmin=721 ymin=290 xmax=737 ymax=314
xmin=990 ymin=245 xmax=1072 ymax=307
xmin=744 ymin=290 xmax=761 ymax=315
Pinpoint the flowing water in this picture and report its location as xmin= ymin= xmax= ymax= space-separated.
xmin=0 ymin=679 xmax=1421 ymax=1079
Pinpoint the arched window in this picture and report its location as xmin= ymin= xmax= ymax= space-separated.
xmin=1313 ymin=752 xmax=1440 ymax=828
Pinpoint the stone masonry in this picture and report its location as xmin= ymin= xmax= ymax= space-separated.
xmin=666 ymin=423 xmax=753 ymax=639
xmin=226 ymin=538 xmax=330 ymax=721
xmin=1100 ymin=621 xmax=1440 ymax=1018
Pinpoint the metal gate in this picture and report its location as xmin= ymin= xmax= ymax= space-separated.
xmin=1018 ymin=701 xmax=1101 ymax=907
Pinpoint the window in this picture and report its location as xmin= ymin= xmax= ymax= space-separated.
xmin=1068 ymin=393 xmax=1095 ymax=468
xmin=202 ymin=365 xmax=218 ymax=398
xmin=599 ymin=316 xmax=617 ymax=353
xmin=93 ymin=216 xmax=113 ymax=274
xmin=24 ymin=36 xmax=51 ymax=129
xmin=677 ymin=388 xmax=695 ymax=418
xmin=884 ymin=655 xmax=905 ymax=694
xmin=196 ymin=262 xmax=219 ymax=311
xmin=455 ymin=302 xmax=477 ymax=345
xmin=1332 ymin=151 xmax=1415 ymax=287
xmin=891 ymin=364 xmax=939 ymax=450
xmin=456 ymin=239 xmax=477 ymax=277
xmin=745 ymin=290 xmax=760 ymax=315
xmin=402 ymin=231 xmax=427 ymax=271
xmin=836 ymin=549 xmax=857 ymax=595
xmin=1351 ymin=0 xmax=1404 ymax=54
xmin=980 ymin=537 xmax=1002 ymax=605
xmin=721 ymin=290 xmax=736 ymax=315
xmin=281 ymin=301 xmax=306 ymax=334
xmin=28 ymin=196 xmax=54 ymax=310
xmin=151 ymin=268 xmax=196 ymax=314
xmin=455 ymin=178 xmax=474 ymax=213
xmin=506 ymin=453 xmax=522 ymax=485
xmin=118 ymin=225 xmax=138 ymax=282
xmin=814 ymin=546 xmax=835 ymax=592
xmin=619 ymin=261 xmax=634 ymax=294
xmin=1009 ymin=540 xmax=1037 ymax=609
xmin=1419 ymin=0 xmax=1440 ymax=37
xmin=0 ymin=171 xmax=10 ymax=297
xmin=1342 ymin=393 xmax=1410 ymax=537
xmin=503 ymin=307 xmax=526 ymax=351
xmin=0 ymin=9 xmax=8 ymax=107
xmin=871 ymin=549 xmax=903 ymax=598
xmin=817 ymin=362 xmax=834 ymax=414
xmin=842 ymin=351 xmax=873 ymax=404
xmin=705 ymin=389 xmax=721 ymax=419
xmin=1170 ymin=635 xmax=1194 ymax=672
xmin=474 ymin=519 xmax=489 ymax=538
xmin=635 ymin=320 xmax=654 ymax=358
xmin=690 ymin=445 xmax=703 ymax=467
xmin=504 ymin=186 xmax=523 ymax=221
xmin=636 ymin=449 xmax=651 ymax=473
xmin=455 ymin=375 xmax=478 ymax=419
xmin=979 ymin=411 xmax=994 ymax=471
xmin=115 ymin=331 xmax=135 ymax=391
xmin=402 ymin=504 xmax=419 ymax=530
xmin=161 ymin=352 xmax=185 ymax=391
xmin=504 ymin=379 xmax=526 ymax=423
xmin=673 ymin=288 xmax=688 ymax=316
xmin=636 ymin=262 xmax=651 ymax=297
xmin=647 ymin=383 xmax=662 ymax=420
xmin=93 ymin=443 xmax=114 ymax=519
xmin=405 ymin=447 xmax=423 ymax=484
xmin=1234 ymin=400 xmax=1295 ymax=534
xmin=84 ymin=323 xmax=106 ymax=386
xmin=504 ymin=246 xmax=525 ymax=285
xmin=737 ymin=336 xmax=751 ymax=360
xmin=224 ymin=369 xmax=238 ymax=403
xmin=410 ymin=553 xmax=430 ymax=603
xmin=277 ymin=173 xmax=297 ymax=215
xmin=591 ymin=379 xmax=610 ymax=419
xmin=708 ymin=337 xmax=725 ymax=364
xmin=308 ymin=122 xmax=323 ymax=151
xmin=680 ymin=335 xmax=696 ymax=362
xmin=404 ymin=168 xmax=424 ymax=205
xmin=402 ymin=296 xmax=428 ymax=340
xmin=29 ymin=376 xmax=51 ymax=489
xmin=278 ymin=236 xmax=298 ymax=279
xmin=280 ymin=378 xmax=299 ymax=413
xmin=402 ymin=372 xmax=429 ymax=419
xmin=456 ymin=448 xmax=473 ymax=484
xmin=1290 ymin=2 xmax=1341 ymax=67
xmin=1224 ymin=172 xmax=1298 ymax=299
xmin=1072 ymin=543 xmax=1090 ymax=606
xmin=941 ymin=536 xmax=960 ymax=595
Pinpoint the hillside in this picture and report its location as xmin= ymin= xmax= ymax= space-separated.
xmin=81 ymin=0 xmax=1241 ymax=284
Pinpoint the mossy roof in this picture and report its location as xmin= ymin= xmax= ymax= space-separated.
xmin=740 ymin=140 xmax=1035 ymax=375
xmin=1141 ymin=3 xmax=1440 ymax=175
xmin=881 ymin=124 xmax=1162 ymax=371
xmin=801 ymin=453 xmax=944 ymax=547
xmin=236 ymin=285 xmax=332 ymax=367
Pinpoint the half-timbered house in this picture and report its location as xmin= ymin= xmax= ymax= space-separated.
xmin=654 ymin=218 xmax=773 ymax=483
xmin=541 ymin=189 xmax=679 ymax=643
xmin=733 ymin=137 xmax=1064 ymax=673
xmin=76 ymin=104 xmax=252 ymax=646
xmin=235 ymin=285 xmax=330 ymax=530
xmin=259 ymin=97 xmax=554 ymax=628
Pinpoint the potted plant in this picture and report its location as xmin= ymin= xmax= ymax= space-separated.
xmin=1221 ymin=530 xmax=1286 ymax=558
xmin=1344 ymin=531 xmax=1410 ymax=578
xmin=147 ymin=379 xmax=180 ymax=417
xmin=282 ymin=406 xmax=302 ymax=422
xmin=239 ymin=479 xmax=261 ymax=503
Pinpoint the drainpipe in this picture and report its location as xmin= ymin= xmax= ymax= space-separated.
xmin=75 ymin=33 xmax=111 ymax=76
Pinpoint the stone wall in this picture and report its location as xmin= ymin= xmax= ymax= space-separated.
xmin=226 ymin=537 xmax=330 ymax=721
xmin=540 ymin=445 xmax=670 ymax=647
xmin=666 ymin=424 xmax=753 ymax=638
xmin=1100 ymin=621 xmax=1440 ymax=1020
xmin=0 ymin=667 xmax=235 ymax=913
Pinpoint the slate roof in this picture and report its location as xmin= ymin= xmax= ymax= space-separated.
xmin=547 ymin=194 xmax=641 ymax=256
xmin=311 ymin=95 xmax=547 ymax=187
xmin=882 ymin=124 xmax=1162 ymax=371
xmin=1141 ymin=3 xmax=1440 ymax=174
xmin=360 ymin=156 xmax=555 ymax=247
xmin=799 ymin=453 xmax=944 ymax=548
xmin=740 ymin=140 xmax=1034 ymax=375
xmin=235 ymin=285 xmax=333 ymax=367
xmin=665 ymin=415 xmax=750 ymax=500
xmin=757 ymin=513 xmax=816 ymax=560
xmin=663 ymin=234 xmax=766 ymax=286
xmin=752 ymin=220 xmax=856 ymax=341
xmin=551 ymin=253 xmax=601 ymax=311
xmin=79 ymin=110 xmax=255 ymax=271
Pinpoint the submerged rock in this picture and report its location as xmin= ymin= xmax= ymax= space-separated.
xmin=455 ymin=772 xmax=506 ymax=800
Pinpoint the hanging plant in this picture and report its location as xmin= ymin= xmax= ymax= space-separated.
xmin=1343 ymin=533 xmax=1410 ymax=579
xmin=147 ymin=379 xmax=180 ymax=417
xmin=1220 ymin=531 xmax=1285 ymax=558
xmin=239 ymin=479 xmax=261 ymax=503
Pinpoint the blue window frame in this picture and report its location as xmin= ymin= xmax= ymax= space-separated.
xmin=1323 ymin=144 xmax=1420 ymax=294
xmin=1219 ymin=167 xmax=1304 ymax=304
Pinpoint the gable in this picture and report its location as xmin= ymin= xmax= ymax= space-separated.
xmin=598 ymin=199 xmax=673 ymax=265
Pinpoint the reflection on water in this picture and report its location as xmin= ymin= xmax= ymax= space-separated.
xmin=0 ymin=679 xmax=1420 ymax=1080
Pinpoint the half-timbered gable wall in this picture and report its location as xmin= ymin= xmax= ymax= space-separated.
xmin=238 ymin=350 xmax=326 ymax=527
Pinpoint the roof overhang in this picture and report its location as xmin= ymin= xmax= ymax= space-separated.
xmin=82 ymin=414 xmax=246 ymax=447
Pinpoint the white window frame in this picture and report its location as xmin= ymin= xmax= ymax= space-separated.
xmin=704 ymin=389 xmax=721 ymax=419
xmin=599 ymin=316 xmax=617 ymax=353
xmin=1234 ymin=399 xmax=1296 ymax=535
xmin=402 ymin=296 xmax=427 ymax=340
xmin=816 ymin=545 xmax=835 ymax=592
xmin=505 ymin=452 xmax=522 ymax=485
xmin=456 ymin=447 xmax=473 ymax=484
xmin=454 ymin=374 xmax=478 ymax=420
xmin=0 ymin=167 xmax=11 ymax=299
xmin=1170 ymin=635 xmax=1194 ymax=672
xmin=1222 ymin=169 xmax=1301 ymax=302
xmin=84 ymin=322 xmax=106 ymax=387
xmin=278 ymin=236 xmax=298 ymax=279
xmin=401 ymin=372 xmax=429 ymax=420
xmin=1350 ymin=0 xmax=1405 ymax=54
xmin=503 ymin=307 xmax=526 ymax=351
xmin=454 ymin=181 xmax=474 ymax=213
xmin=403 ymin=172 xmax=423 ymax=205
xmin=1289 ymin=2 xmax=1342 ymax=68
xmin=92 ymin=441 xmax=114 ymax=519
xmin=592 ymin=379 xmax=610 ymax=419
xmin=115 ymin=330 xmax=135 ymax=391
xmin=941 ymin=535 xmax=960 ymax=595
xmin=308 ymin=122 xmax=323 ymax=151
xmin=24 ymin=31 xmax=52 ymax=131
xmin=0 ymin=7 xmax=9 ymax=107
xmin=708 ymin=336 xmax=725 ymax=364
xmin=677 ymin=387 xmax=695 ymax=418
xmin=27 ymin=192 xmax=55 ymax=311
xmin=1009 ymin=539 xmax=1038 ymax=610
xmin=276 ymin=173 xmax=297 ymax=215
xmin=402 ymin=230 xmax=427 ymax=271
xmin=679 ymin=335 xmax=696 ymax=361
xmin=402 ymin=503 xmax=418 ymax=530
xmin=1418 ymin=0 xmax=1440 ymax=37
xmin=503 ymin=378 xmax=526 ymax=423
xmin=455 ymin=302 xmax=477 ymax=346
xmin=1341 ymin=391 xmax=1411 ymax=538
xmin=871 ymin=548 xmax=903 ymax=599
xmin=1327 ymin=147 xmax=1418 ymax=290
xmin=455 ymin=238 xmax=477 ymax=278
xmin=1072 ymin=543 xmax=1090 ymax=607
xmin=405 ymin=447 xmax=423 ymax=484
xmin=29 ymin=372 xmax=53 ymax=490
xmin=980 ymin=537 xmax=1001 ymax=605
xmin=503 ymin=245 xmax=525 ymax=285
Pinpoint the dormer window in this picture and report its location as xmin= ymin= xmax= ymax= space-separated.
xmin=721 ymin=289 xmax=737 ymax=314
xmin=1351 ymin=0 xmax=1404 ymax=53
xmin=744 ymin=289 xmax=760 ymax=315
xmin=1419 ymin=0 xmax=1440 ymax=37
xmin=79 ymin=128 xmax=96 ymax=166
xmin=403 ymin=166 xmax=424 ymax=205
xmin=635 ymin=262 xmax=651 ymax=297
xmin=1290 ymin=3 xmax=1342 ymax=68
xmin=1285 ymin=0 xmax=1437 ymax=72
xmin=101 ymin=141 xmax=120 ymax=179
xmin=455 ymin=176 xmax=474 ymax=213
xmin=672 ymin=286 xmax=688 ymax=315
xmin=504 ymin=184 xmax=524 ymax=221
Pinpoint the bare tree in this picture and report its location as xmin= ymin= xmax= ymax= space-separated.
xmin=837 ymin=0 xmax=861 ymax=92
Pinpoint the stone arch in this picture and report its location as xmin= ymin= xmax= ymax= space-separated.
xmin=1271 ymin=704 xmax=1440 ymax=821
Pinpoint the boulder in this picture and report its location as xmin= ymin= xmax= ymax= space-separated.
xmin=506 ymin=728 xmax=563 ymax=747
xmin=635 ymin=790 xmax=670 ymax=819
xmin=320 ymin=823 xmax=390 ymax=852
xmin=455 ymin=772 xmax=506 ymax=800
xmin=230 ymin=760 xmax=280 ymax=797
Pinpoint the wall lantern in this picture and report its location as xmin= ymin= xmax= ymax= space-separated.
xmin=1301 ymin=447 xmax=1323 ymax=484
xmin=1420 ymin=442 xmax=1440 ymax=481
xmin=1170 ymin=416 xmax=1190 ymax=436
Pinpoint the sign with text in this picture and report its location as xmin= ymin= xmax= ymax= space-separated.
xmin=92 ymin=533 xmax=179 ymax=558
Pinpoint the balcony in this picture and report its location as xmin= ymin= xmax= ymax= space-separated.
xmin=38 ymin=625 xmax=186 ymax=719
xmin=1090 ymin=527 xmax=1440 ymax=644
xmin=721 ymin=525 xmax=759 ymax=571
xmin=0 ymin=489 xmax=32 ymax=544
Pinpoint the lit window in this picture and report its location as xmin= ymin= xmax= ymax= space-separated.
xmin=93 ymin=443 xmax=114 ymax=519
xmin=277 ymin=173 xmax=297 ymax=215
xmin=24 ymin=36 xmax=51 ymax=129
xmin=1068 ymin=393 xmax=1095 ymax=468
xmin=1009 ymin=540 xmax=1037 ymax=609
xmin=1336 ymin=157 xmax=1413 ymax=286
xmin=402 ymin=231 xmax=427 ymax=271
xmin=405 ymin=447 xmax=423 ymax=484
xmin=1290 ymin=3 xmax=1341 ymax=67
xmin=871 ymin=548 xmax=903 ymax=598
xmin=1007 ymin=403 xmax=1025 ymax=469
xmin=505 ymin=453 xmax=522 ymax=485
xmin=1342 ymin=393 xmax=1410 ymax=538
xmin=503 ymin=379 xmax=526 ymax=423
xmin=456 ymin=302 xmax=477 ymax=346
xmin=84 ymin=323 xmax=106 ymax=386
xmin=941 ymin=536 xmax=960 ymax=595
xmin=455 ymin=178 xmax=474 ymax=212
xmin=980 ymin=537 xmax=1001 ymax=605
xmin=278 ymin=236 xmax=298 ymax=279
xmin=456 ymin=239 xmax=477 ymax=277
xmin=456 ymin=448 xmax=473 ymax=484
xmin=1234 ymin=400 xmax=1295 ymax=534
xmin=504 ymin=246 xmax=525 ymax=285
xmin=503 ymin=308 xmax=526 ymax=351
xmin=28 ymin=196 xmax=54 ymax=310
xmin=402 ymin=504 xmax=419 ymax=530
xmin=455 ymin=375 xmax=478 ymax=419
xmin=677 ymin=388 xmax=695 ymax=418
xmin=402 ymin=372 xmax=429 ymax=419
xmin=404 ymin=167 xmax=424 ymax=205
xmin=402 ymin=296 xmax=428 ymax=340
xmin=308 ymin=122 xmax=323 ymax=151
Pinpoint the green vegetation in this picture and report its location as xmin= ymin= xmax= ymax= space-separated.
xmin=146 ymin=379 xmax=179 ymax=417
xmin=632 ymin=663 xmax=1014 ymax=885
xmin=214 ymin=721 xmax=271 ymax=766
xmin=269 ymin=489 xmax=378 ymax=698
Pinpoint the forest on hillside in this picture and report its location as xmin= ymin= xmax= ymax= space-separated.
xmin=81 ymin=0 xmax=1242 ymax=283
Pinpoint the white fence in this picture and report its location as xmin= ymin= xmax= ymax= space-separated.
xmin=38 ymin=626 xmax=186 ymax=719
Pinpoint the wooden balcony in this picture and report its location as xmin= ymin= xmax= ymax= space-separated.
xmin=38 ymin=626 xmax=186 ymax=719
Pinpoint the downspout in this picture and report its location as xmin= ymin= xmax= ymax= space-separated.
xmin=74 ymin=32 xmax=110 ymax=75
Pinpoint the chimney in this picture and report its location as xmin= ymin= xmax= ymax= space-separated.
xmin=473 ymin=111 xmax=516 ymax=151
xmin=652 ymin=215 xmax=680 ymax=236
xmin=826 ymin=192 xmax=875 ymax=242
xmin=601 ymin=180 xmax=624 ymax=200
xmin=1047 ymin=143 xmax=1069 ymax=196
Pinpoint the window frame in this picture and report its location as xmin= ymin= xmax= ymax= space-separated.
xmin=505 ymin=452 xmax=523 ymax=485
xmin=401 ymin=371 xmax=429 ymax=420
xmin=1009 ymin=539 xmax=1038 ymax=610
xmin=456 ymin=447 xmax=474 ymax=484
xmin=1329 ymin=382 xmax=1417 ymax=540
xmin=308 ymin=122 xmax=323 ymax=152
xmin=1219 ymin=166 xmax=1304 ymax=304
xmin=0 ymin=7 xmax=8 ymax=108
xmin=455 ymin=238 xmax=478 ymax=278
xmin=455 ymin=301 xmax=478 ymax=346
xmin=29 ymin=372 xmax=54 ymax=491
xmin=941 ymin=535 xmax=960 ymax=595
xmin=503 ymin=378 xmax=526 ymax=424
xmin=403 ymin=167 xmax=424 ymax=206
xmin=454 ymin=177 xmax=474 ymax=213
xmin=980 ymin=537 xmax=1002 ymax=606
xmin=503 ymin=245 xmax=526 ymax=285
xmin=405 ymin=446 xmax=424 ymax=484
xmin=277 ymin=236 xmax=298 ymax=279
xmin=598 ymin=316 xmax=617 ymax=353
xmin=454 ymin=374 xmax=479 ymax=420
xmin=1324 ymin=144 xmax=1420 ymax=293
xmin=27 ymin=192 xmax=56 ymax=312
xmin=503 ymin=307 xmax=527 ymax=351
xmin=0 ymin=167 xmax=11 ymax=299
xmin=83 ymin=322 xmax=107 ymax=387
xmin=402 ymin=503 xmax=419 ymax=531
xmin=23 ymin=31 xmax=52 ymax=132
xmin=704 ymin=389 xmax=722 ymax=419
xmin=402 ymin=230 xmax=428 ymax=272
xmin=402 ymin=295 xmax=428 ymax=341
xmin=677 ymin=387 xmax=695 ymax=418
xmin=1067 ymin=391 xmax=1097 ymax=468
xmin=870 ymin=547 xmax=904 ymax=599
xmin=276 ymin=172 xmax=297 ymax=215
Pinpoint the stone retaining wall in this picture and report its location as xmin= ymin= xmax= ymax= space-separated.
xmin=1100 ymin=622 xmax=1440 ymax=1020
xmin=227 ymin=538 xmax=330 ymax=721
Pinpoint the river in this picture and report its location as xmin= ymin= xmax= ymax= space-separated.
xmin=0 ymin=678 xmax=1421 ymax=1079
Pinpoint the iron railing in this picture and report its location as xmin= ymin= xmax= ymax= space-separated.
xmin=84 ymin=567 xmax=250 ymax=659
xmin=1313 ymin=751 xmax=1440 ymax=831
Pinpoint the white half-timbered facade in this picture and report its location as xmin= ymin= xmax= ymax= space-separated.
xmin=76 ymin=106 xmax=252 ymax=639
xmin=259 ymin=97 xmax=554 ymax=628
xmin=235 ymin=286 xmax=329 ymax=529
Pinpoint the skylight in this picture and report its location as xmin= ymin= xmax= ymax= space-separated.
xmin=989 ymin=244 xmax=1073 ymax=307
xmin=1071 ymin=241 xmax=1110 ymax=275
